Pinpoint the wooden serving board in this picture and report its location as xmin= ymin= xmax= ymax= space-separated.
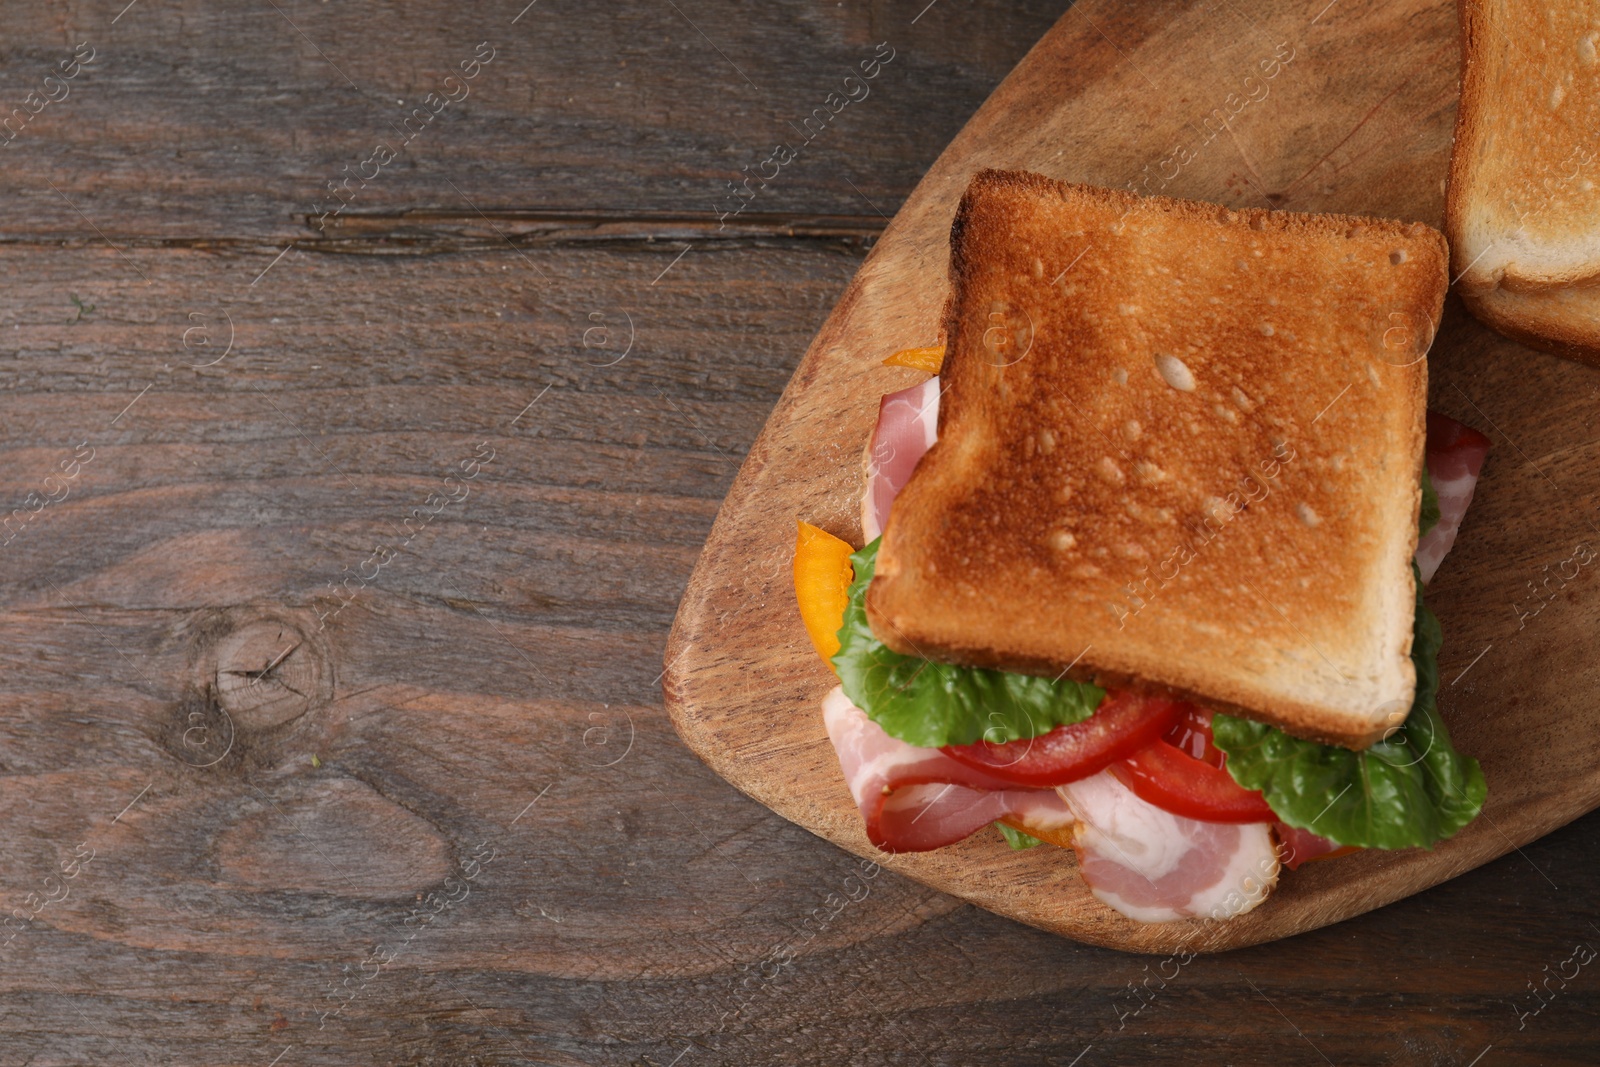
xmin=663 ymin=0 xmax=1600 ymax=953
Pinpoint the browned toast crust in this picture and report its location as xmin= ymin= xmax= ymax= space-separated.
xmin=865 ymin=170 xmax=1445 ymax=750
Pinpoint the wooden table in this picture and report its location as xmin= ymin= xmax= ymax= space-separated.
xmin=1 ymin=0 xmax=1595 ymax=1063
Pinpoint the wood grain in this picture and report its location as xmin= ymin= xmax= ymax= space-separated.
xmin=664 ymin=0 xmax=1600 ymax=954
xmin=0 ymin=0 xmax=1064 ymax=241
xmin=0 ymin=0 xmax=1596 ymax=1062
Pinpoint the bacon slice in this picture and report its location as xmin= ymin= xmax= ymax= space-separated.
xmin=861 ymin=376 xmax=940 ymax=542
xmin=1058 ymin=771 xmax=1279 ymax=923
xmin=1417 ymin=413 xmax=1491 ymax=584
xmin=821 ymin=686 xmax=1071 ymax=853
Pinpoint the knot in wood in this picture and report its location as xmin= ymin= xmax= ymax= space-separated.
xmin=210 ymin=619 xmax=328 ymax=729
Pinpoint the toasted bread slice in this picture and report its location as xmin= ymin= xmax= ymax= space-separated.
xmin=1446 ymin=0 xmax=1600 ymax=360
xmin=865 ymin=170 xmax=1446 ymax=750
xmin=1464 ymin=281 xmax=1600 ymax=362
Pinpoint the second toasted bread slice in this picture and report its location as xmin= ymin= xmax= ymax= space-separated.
xmin=1447 ymin=0 xmax=1600 ymax=360
xmin=865 ymin=170 xmax=1446 ymax=750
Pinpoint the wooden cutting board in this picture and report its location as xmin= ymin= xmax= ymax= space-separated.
xmin=662 ymin=0 xmax=1600 ymax=953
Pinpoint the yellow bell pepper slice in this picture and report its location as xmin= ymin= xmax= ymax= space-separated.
xmin=881 ymin=344 xmax=946 ymax=374
xmin=794 ymin=520 xmax=856 ymax=668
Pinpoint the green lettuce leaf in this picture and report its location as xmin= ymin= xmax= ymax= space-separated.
xmin=1420 ymin=467 xmax=1441 ymax=537
xmin=831 ymin=538 xmax=1104 ymax=748
xmin=1212 ymin=566 xmax=1486 ymax=849
xmin=995 ymin=822 xmax=1044 ymax=850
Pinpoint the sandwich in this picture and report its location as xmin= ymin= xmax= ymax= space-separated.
xmin=793 ymin=170 xmax=1490 ymax=925
xmin=1446 ymin=0 xmax=1600 ymax=361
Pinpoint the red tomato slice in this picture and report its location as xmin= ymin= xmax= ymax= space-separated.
xmin=1163 ymin=703 xmax=1227 ymax=766
xmin=1111 ymin=706 xmax=1277 ymax=823
xmin=940 ymin=691 xmax=1183 ymax=788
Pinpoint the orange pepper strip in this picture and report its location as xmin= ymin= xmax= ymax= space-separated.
xmin=997 ymin=813 xmax=1076 ymax=849
xmin=882 ymin=344 xmax=946 ymax=374
xmin=794 ymin=520 xmax=856 ymax=669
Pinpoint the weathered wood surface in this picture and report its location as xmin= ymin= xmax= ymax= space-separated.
xmin=0 ymin=0 xmax=1059 ymax=241
xmin=0 ymin=0 xmax=1593 ymax=1063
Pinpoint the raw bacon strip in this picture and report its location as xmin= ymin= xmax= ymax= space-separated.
xmin=873 ymin=783 xmax=1074 ymax=853
xmin=1417 ymin=413 xmax=1491 ymax=584
xmin=861 ymin=376 xmax=940 ymax=542
xmin=1058 ymin=771 xmax=1279 ymax=924
xmin=821 ymin=687 xmax=1071 ymax=853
